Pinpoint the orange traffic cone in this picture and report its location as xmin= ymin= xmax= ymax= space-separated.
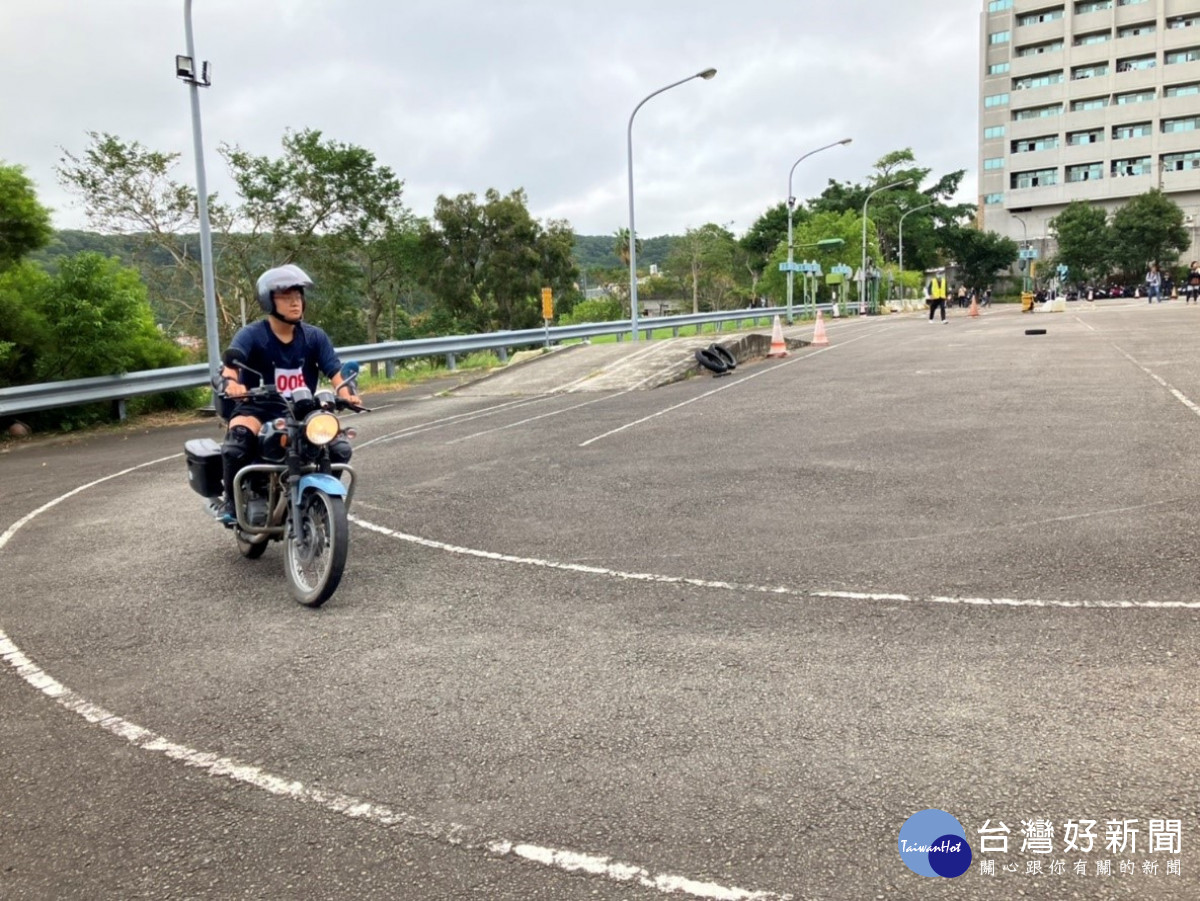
xmin=812 ymin=310 xmax=829 ymax=346
xmin=767 ymin=314 xmax=789 ymax=357
xmin=968 ymin=296 xmax=980 ymax=318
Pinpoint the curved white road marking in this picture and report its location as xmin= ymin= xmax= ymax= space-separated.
xmin=0 ymin=466 xmax=788 ymax=901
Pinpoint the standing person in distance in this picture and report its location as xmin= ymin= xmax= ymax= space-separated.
xmin=1145 ymin=262 xmax=1163 ymax=304
xmin=1185 ymin=261 xmax=1200 ymax=304
xmin=216 ymin=264 xmax=362 ymax=526
xmin=925 ymin=269 xmax=948 ymax=324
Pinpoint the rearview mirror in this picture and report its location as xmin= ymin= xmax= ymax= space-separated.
xmin=340 ymin=360 xmax=360 ymax=381
xmin=223 ymin=347 xmax=247 ymax=368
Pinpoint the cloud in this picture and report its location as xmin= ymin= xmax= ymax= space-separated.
xmin=0 ymin=0 xmax=981 ymax=237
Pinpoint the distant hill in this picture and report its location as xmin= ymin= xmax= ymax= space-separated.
xmin=573 ymin=234 xmax=676 ymax=272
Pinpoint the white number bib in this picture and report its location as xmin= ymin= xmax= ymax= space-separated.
xmin=274 ymin=367 xmax=306 ymax=398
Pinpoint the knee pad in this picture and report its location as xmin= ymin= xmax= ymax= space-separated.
xmin=222 ymin=425 xmax=257 ymax=468
xmin=328 ymin=437 xmax=352 ymax=465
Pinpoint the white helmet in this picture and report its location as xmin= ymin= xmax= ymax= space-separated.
xmin=256 ymin=264 xmax=313 ymax=320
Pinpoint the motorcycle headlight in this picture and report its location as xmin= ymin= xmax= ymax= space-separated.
xmin=304 ymin=411 xmax=341 ymax=446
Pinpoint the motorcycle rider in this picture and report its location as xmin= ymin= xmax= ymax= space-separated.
xmin=216 ymin=264 xmax=361 ymax=525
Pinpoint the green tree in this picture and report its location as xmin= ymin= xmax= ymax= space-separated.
xmin=34 ymin=252 xmax=187 ymax=382
xmin=666 ymin=223 xmax=739 ymax=313
xmin=1049 ymin=201 xmax=1111 ymax=284
xmin=419 ymin=189 xmax=578 ymax=331
xmin=0 ymin=163 xmax=53 ymax=271
xmin=1109 ymin=189 xmax=1191 ymax=278
xmin=739 ymin=202 xmax=796 ymax=296
xmin=613 ymin=227 xmax=643 ymax=267
xmin=0 ymin=262 xmax=51 ymax=386
xmin=942 ymin=227 xmax=1019 ymax=291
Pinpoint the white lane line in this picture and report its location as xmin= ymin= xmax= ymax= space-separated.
xmin=579 ymin=328 xmax=893 ymax=448
xmin=357 ymin=395 xmax=557 ymax=449
xmin=1114 ymin=344 xmax=1200 ymax=418
xmin=444 ymin=391 xmax=633 ymax=445
xmin=0 ymin=627 xmax=786 ymax=900
xmin=0 ymin=472 xmax=788 ymax=901
xmin=349 ymin=516 xmax=1200 ymax=609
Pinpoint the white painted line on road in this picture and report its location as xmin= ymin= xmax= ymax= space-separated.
xmin=350 ymin=516 xmax=1200 ymax=609
xmin=444 ymin=390 xmax=633 ymax=445
xmin=357 ymin=394 xmax=557 ymax=449
xmin=578 ymin=328 xmax=893 ymax=447
xmin=1113 ymin=344 xmax=1200 ymax=419
xmin=0 ymin=623 xmax=786 ymax=900
xmin=0 ymin=469 xmax=792 ymax=900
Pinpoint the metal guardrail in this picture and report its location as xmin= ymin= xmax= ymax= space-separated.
xmin=0 ymin=304 xmax=836 ymax=418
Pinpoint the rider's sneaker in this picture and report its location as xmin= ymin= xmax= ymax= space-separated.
xmin=217 ymin=498 xmax=237 ymax=527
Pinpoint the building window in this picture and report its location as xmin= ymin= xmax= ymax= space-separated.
xmin=1018 ymin=8 xmax=1065 ymax=27
xmin=1071 ymin=96 xmax=1109 ymax=111
xmin=1168 ymin=15 xmax=1200 ymax=29
xmin=1066 ymin=163 xmax=1105 ymax=182
xmin=1161 ymin=151 xmax=1200 ymax=172
xmin=1074 ymin=31 xmax=1112 ymax=46
xmin=984 ymin=193 xmax=1005 ymax=204
xmin=984 ymin=125 xmax=1007 ymax=139
xmin=1011 ymin=135 xmax=1060 ymax=152
xmin=1166 ymin=47 xmax=1200 ymax=65
xmin=1117 ymin=0 xmax=1148 ymax=5
xmin=1115 ymin=89 xmax=1156 ymax=104
xmin=990 ymin=31 xmax=1011 ymax=45
xmin=1111 ymin=156 xmax=1151 ymax=176
xmin=985 ymin=93 xmax=1010 ymax=108
xmin=1113 ymin=122 xmax=1152 ymax=139
xmin=984 ymin=158 xmax=1006 ymax=171
xmin=1072 ymin=63 xmax=1110 ymax=79
xmin=988 ymin=0 xmax=1013 ymax=10
xmin=1013 ymin=71 xmax=1065 ymax=90
xmin=1011 ymin=168 xmax=1059 ymax=188
xmin=1117 ymin=23 xmax=1156 ymax=39
xmin=1016 ymin=40 xmax=1065 ymax=57
xmin=988 ymin=62 xmax=1011 ymax=75
xmin=1116 ymin=56 xmax=1157 ymax=72
xmin=1067 ymin=129 xmax=1104 ymax=145
xmin=1012 ymin=103 xmax=1064 ymax=120
xmin=1165 ymin=82 xmax=1200 ymax=97
xmin=1162 ymin=116 xmax=1200 ymax=133
xmin=1075 ymin=0 xmax=1112 ymax=12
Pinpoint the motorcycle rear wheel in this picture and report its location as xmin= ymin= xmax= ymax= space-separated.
xmin=284 ymin=490 xmax=349 ymax=607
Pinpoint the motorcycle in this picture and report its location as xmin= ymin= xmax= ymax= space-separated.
xmin=184 ymin=349 xmax=368 ymax=607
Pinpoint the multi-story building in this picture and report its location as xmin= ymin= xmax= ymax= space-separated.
xmin=978 ymin=0 xmax=1200 ymax=262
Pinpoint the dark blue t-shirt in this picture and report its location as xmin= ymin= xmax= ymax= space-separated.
xmin=227 ymin=320 xmax=341 ymax=398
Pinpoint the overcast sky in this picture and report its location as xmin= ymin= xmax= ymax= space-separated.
xmin=1 ymin=0 xmax=981 ymax=239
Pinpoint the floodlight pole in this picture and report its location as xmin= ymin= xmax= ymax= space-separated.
xmin=181 ymin=0 xmax=220 ymax=379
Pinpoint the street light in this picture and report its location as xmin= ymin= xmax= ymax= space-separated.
xmin=897 ymin=201 xmax=934 ymax=296
xmin=179 ymin=0 xmax=220 ymax=384
xmin=786 ymin=138 xmax=852 ymax=323
xmin=627 ymin=67 xmax=717 ymax=341
xmin=1013 ymin=214 xmax=1030 ymax=292
xmin=860 ymin=179 xmax=911 ymax=313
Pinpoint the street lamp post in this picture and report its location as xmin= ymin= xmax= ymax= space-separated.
xmin=897 ymin=201 xmax=934 ymax=300
xmin=1013 ymin=214 xmax=1029 ymax=292
xmin=178 ymin=0 xmax=220 ymax=382
xmin=860 ymin=179 xmax=911 ymax=314
xmin=786 ymin=138 xmax=852 ymax=323
xmin=627 ymin=67 xmax=717 ymax=341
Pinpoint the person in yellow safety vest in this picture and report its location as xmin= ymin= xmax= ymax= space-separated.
xmin=924 ymin=272 xmax=948 ymax=323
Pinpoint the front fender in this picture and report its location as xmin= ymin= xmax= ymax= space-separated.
xmin=297 ymin=472 xmax=348 ymax=499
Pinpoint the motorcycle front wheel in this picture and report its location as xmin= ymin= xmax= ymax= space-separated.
xmin=284 ymin=490 xmax=349 ymax=607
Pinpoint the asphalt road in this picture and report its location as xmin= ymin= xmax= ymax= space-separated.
xmin=3 ymin=301 xmax=1200 ymax=900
